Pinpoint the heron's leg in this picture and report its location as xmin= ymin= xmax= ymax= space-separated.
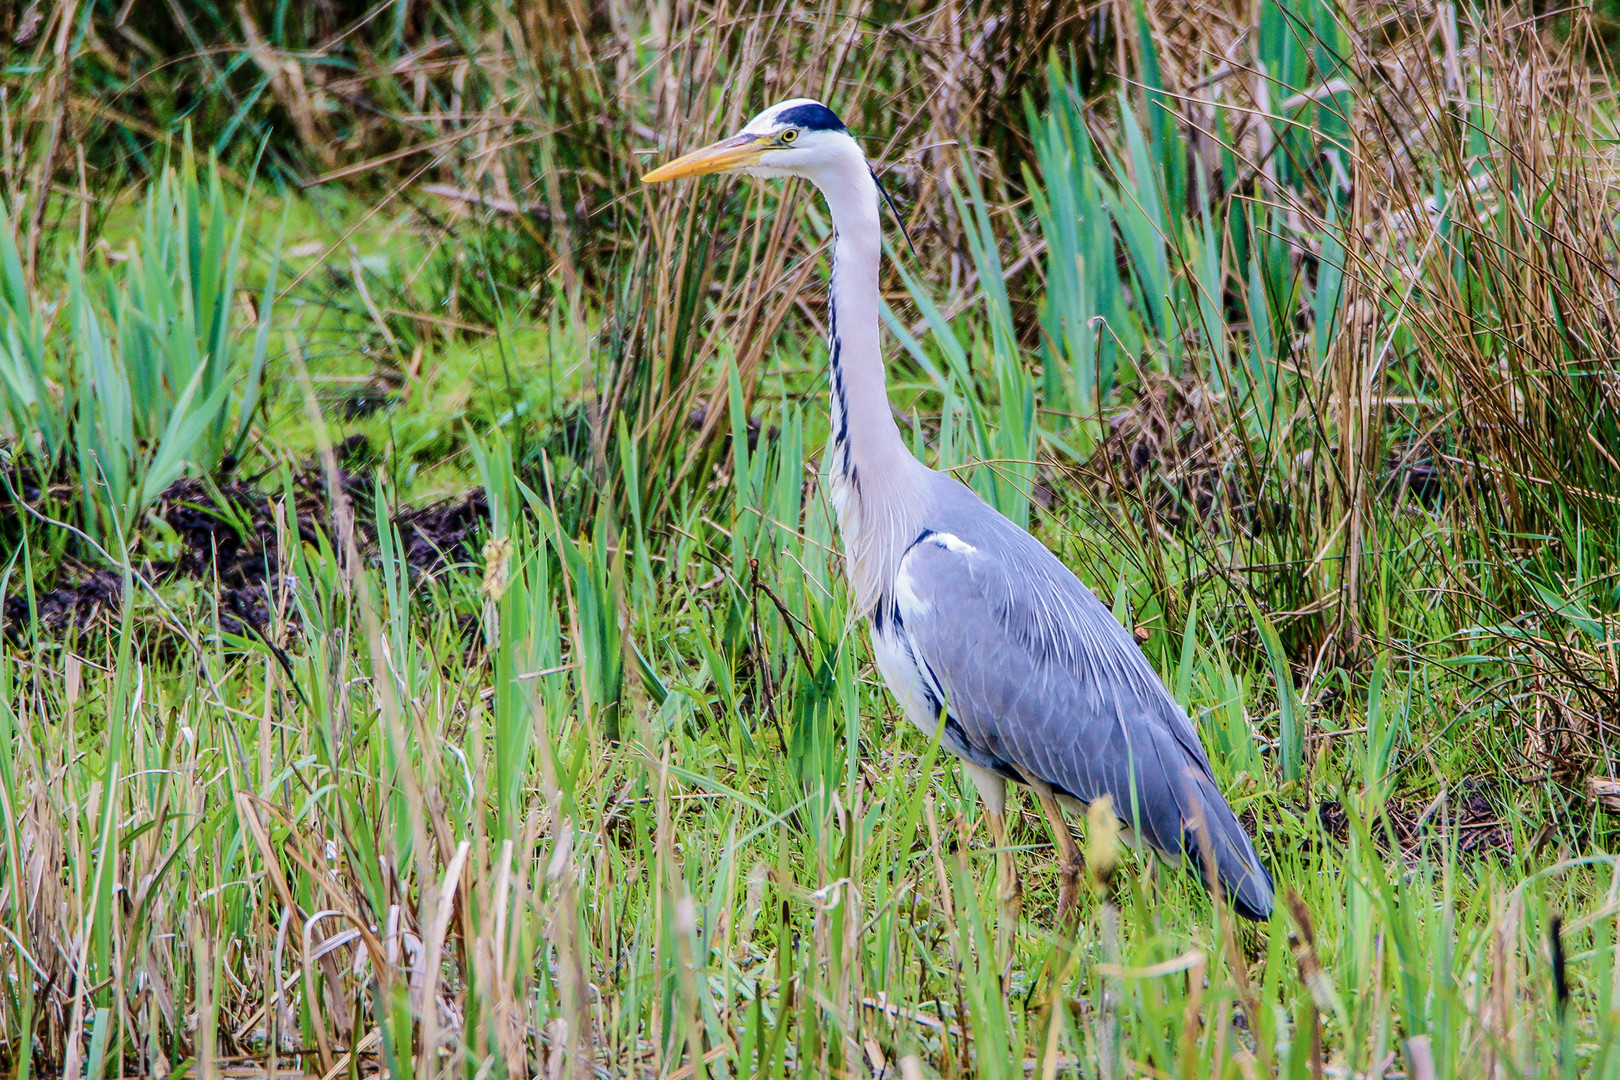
xmin=986 ymin=805 xmax=1021 ymax=980
xmin=1012 ymin=769 xmax=1084 ymax=925
xmin=965 ymin=763 xmax=1019 ymax=978
xmin=1033 ymin=787 xmax=1084 ymax=925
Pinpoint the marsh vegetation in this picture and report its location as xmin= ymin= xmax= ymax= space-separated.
xmin=2 ymin=0 xmax=1619 ymax=1075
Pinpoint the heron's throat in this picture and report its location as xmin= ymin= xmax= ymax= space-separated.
xmin=822 ymin=167 xmax=906 ymax=493
xmin=814 ymin=158 xmax=918 ymax=615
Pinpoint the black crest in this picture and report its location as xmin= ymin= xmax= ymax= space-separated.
xmin=775 ymin=102 xmax=845 ymax=132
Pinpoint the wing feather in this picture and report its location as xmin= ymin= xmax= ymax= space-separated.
xmin=892 ymin=515 xmax=1274 ymax=920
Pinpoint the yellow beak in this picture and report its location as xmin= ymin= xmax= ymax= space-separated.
xmin=641 ymin=133 xmax=763 ymax=183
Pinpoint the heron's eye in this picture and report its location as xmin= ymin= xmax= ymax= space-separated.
xmin=780 ymin=129 xmax=799 ymax=144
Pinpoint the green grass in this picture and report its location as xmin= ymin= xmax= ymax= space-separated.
xmin=3 ymin=0 xmax=1620 ymax=1076
xmin=3 ymin=374 xmax=1618 ymax=1077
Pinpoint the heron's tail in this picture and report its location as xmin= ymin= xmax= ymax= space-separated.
xmin=1182 ymin=772 xmax=1274 ymax=921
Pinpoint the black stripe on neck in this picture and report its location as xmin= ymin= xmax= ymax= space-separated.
xmin=830 ymin=337 xmax=847 ymax=449
xmin=827 ymin=243 xmax=852 ymax=477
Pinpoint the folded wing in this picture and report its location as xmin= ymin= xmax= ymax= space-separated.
xmin=893 ymin=519 xmax=1274 ymax=920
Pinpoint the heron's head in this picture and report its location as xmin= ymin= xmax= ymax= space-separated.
xmin=641 ymin=98 xmax=861 ymax=185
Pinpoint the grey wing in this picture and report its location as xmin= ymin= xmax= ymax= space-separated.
xmin=895 ymin=525 xmax=1274 ymax=920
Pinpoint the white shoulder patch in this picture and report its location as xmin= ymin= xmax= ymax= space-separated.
xmin=894 ymin=532 xmax=976 ymax=616
xmin=928 ymin=532 xmax=977 ymax=556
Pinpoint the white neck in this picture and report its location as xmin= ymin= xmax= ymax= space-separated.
xmin=802 ymin=146 xmax=924 ymax=611
xmin=806 ymin=152 xmax=909 ymax=487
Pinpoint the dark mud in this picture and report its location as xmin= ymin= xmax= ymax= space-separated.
xmin=4 ymin=462 xmax=488 ymax=641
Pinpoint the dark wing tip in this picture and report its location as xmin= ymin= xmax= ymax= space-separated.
xmin=1186 ymin=798 xmax=1275 ymax=921
xmin=1224 ymin=860 xmax=1276 ymax=921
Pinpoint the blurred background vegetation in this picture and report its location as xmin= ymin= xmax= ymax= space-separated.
xmin=3 ymin=0 xmax=1620 ymax=1076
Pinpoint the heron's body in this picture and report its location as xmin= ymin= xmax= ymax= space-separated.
xmin=645 ymin=99 xmax=1274 ymax=923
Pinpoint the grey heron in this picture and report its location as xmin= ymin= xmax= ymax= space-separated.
xmin=643 ymin=99 xmax=1275 ymax=931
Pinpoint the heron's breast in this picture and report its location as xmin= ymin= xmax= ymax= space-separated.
xmin=826 ymin=468 xmax=890 ymax=607
xmin=827 ymin=468 xmax=858 ymax=544
xmin=868 ymin=619 xmax=936 ymax=736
